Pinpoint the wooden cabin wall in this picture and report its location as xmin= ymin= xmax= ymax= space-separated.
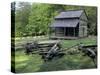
xmin=55 ymin=27 xmax=64 ymax=36
xmin=79 ymin=12 xmax=88 ymax=37
xmin=79 ymin=20 xmax=87 ymax=37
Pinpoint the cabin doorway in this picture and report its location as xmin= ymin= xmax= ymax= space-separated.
xmin=65 ymin=24 xmax=79 ymax=37
xmin=65 ymin=27 xmax=74 ymax=36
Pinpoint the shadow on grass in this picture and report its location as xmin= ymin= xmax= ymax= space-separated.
xmin=37 ymin=54 xmax=97 ymax=72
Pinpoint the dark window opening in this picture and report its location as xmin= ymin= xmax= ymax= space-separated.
xmin=65 ymin=23 xmax=79 ymax=37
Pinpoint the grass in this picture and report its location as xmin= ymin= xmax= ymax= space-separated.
xmin=11 ymin=36 xmax=97 ymax=73
xmin=61 ymin=36 xmax=97 ymax=48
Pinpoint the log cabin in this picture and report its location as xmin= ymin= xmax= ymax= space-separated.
xmin=50 ymin=10 xmax=88 ymax=39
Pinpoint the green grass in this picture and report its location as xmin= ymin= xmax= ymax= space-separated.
xmin=61 ymin=36 xmax=97 ymax=48
xmin=12 ymin=36 xmax=97 ymax=73
xmin=13 ymin=50 xmax=96 ymax=73
xmin=14 ymin=50 xmax=43 ymax=73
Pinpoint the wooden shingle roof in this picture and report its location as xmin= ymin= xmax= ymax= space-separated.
xmin=55 ymin=10 xmax=84 ymax=19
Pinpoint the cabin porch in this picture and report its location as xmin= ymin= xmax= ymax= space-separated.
xmin=50 ymin=26 xmax=79 ymax=39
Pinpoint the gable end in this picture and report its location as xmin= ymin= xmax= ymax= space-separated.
xmin=79 ymin=10 xmax=88 ymax=22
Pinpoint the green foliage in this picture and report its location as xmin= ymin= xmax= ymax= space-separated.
xmin=15 ymin=2 xmax=31 ymax=37
xmin=85 ymin=7 xmax=97 ymax=35
xmin=27 ymin=3 xmax=66 ymax=36
xmin=14 ymin=2 xmax=97 ymax=37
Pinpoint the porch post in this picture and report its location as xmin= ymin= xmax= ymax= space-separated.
xmin=68 ymin=28 xmax=69 ymax=36
xmin=74 ymin=27 xmax=75 ymax=37
xmin=64 ymin=27 xmax=66 ymax=36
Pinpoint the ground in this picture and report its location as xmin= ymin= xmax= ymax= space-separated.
xmin=11 ymin=36 xmax=97 ymax=73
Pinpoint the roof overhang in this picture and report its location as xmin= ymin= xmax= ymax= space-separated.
xmin=50 ymin=19 xmax=79 ymax=27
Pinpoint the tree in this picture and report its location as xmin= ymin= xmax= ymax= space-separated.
xmin=27 ymin=3 xmax=66 ymax=36
xmin=15 ymin=2 xmax=31 ymax=37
